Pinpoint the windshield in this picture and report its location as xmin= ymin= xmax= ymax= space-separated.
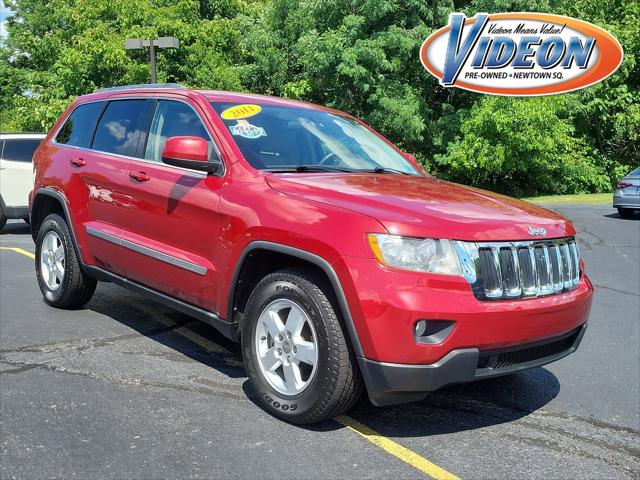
xmin=210 ymin=102 xmax=420 ymax=175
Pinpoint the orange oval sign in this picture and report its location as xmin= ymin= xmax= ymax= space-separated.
xmin=420 ymin=12 xmax=623 ymax=96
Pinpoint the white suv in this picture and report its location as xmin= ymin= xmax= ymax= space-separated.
xmin=0 ymin=133 xmax=45 ymax=229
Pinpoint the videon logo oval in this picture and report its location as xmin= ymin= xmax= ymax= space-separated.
xmin=420 ymin=12 xmax=623 ymax=96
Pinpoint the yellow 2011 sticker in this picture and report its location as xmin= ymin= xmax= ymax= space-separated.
xmin=221 ymin=104 xmax=262 ymax=120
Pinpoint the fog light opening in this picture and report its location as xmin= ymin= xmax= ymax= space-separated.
xmin=414 ymin=319 xmax=455 ymax=345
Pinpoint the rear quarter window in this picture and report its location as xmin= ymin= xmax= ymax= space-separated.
xmin=56 ymin=102 xmax=105 ymax=148
xmin=1 ymin=138 xmax=43 ymax=162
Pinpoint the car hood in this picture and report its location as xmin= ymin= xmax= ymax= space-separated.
xmin=266 ymin=173 xmax=575 ymax=241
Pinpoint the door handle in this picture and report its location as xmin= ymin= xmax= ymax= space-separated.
xmin=71 ymin=157 xmax=86 ymax=167
xmin=128 ymin=171 xmax=150 ymax=182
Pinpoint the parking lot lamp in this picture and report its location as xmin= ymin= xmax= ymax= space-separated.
xmin=124 ymin=37 xmax=180 ymax=83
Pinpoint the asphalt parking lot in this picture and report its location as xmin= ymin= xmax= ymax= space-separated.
xmin=1 ymin=204 xmax=638 ymax=479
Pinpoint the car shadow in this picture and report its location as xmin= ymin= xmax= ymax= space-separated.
xmin=0 ymin=221 xmax=31 ymax=235
xmin=242 ymin=366 xmax=561 ymax=435
xmin=85 ymin=282 xmax=560 ymax=436
xmin=339 ymin=368 xmax=560 ymax=437
xmin=84 ymin=284 xmax=246 ymax=379
xmin=604 ymin=212 xmax=639 ymax=220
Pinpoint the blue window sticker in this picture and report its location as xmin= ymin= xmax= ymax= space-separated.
xmin=229 ymin=120 xmax=267 ymax=139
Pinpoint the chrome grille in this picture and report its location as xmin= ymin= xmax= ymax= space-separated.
xmin=454 ymin=238 xmax=581 ymax=301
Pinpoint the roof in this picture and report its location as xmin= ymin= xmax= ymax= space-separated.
xmin=196 ymin=90 xmax=323 ymax=110
xmin=75 ymin=85 xmax=334 ymax=113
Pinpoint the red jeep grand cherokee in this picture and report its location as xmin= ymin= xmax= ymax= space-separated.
xmin=30 ymin=84 xmax=593 ymax=423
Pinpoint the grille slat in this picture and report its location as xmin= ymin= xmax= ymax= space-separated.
xmin=499 ymin=247 xmax=521 ymax=297
xmin=549 ymin=245 xmax=563 ymax=292
xmin=569 ymin=242 xmax=580 ymax=286
xmin=560 ymin=243 xmax=573 ymax=289
xmin=468 ymin=238 xmax=580 ymax=301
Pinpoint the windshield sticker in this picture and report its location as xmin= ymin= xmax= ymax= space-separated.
xmin=229 ymin=120 xmax=267 ymax=139
xmin=221 ymin=104 xmax=262 ymax=120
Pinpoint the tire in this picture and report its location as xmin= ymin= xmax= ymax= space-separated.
xmin=242 ymin=268 xmax=363 ymax=424
xmin=35 ymin=213 xmax=97 ymax=308
xmin=0 ymin=207 xmax=6 ymax=231
xmin=618 ymin=208 xmax=635 ymax=218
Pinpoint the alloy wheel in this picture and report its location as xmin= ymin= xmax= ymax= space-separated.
xmin=40 ymin=231 xmax=65 ymax=290
xmin=255 ymin=298 xmax=318 ymax=395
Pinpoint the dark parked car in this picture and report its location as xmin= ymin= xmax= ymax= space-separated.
xmin=613 ymin=167 xmax=640 ymax=218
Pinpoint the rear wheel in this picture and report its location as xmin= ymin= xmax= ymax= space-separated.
xmin=618 ymin=207 xmax=635 ymax=218
xmin=242 ymin=269 xmax=362 ymax=424
xmin=35 ymin=213 xmax=97 ymax=308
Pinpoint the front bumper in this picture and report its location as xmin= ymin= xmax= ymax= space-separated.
xmin=333 ymin=255 xmax=594 ymax=405
xmin=359 ymin=323 xmax=587 ymax=406
xmin=337 ymin=256 xmax=594 ymax=364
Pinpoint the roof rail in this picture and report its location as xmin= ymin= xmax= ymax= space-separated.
xmin=95 ymin=83 xmax=188 ymax=92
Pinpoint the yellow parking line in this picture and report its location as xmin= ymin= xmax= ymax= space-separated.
xmin=0 ymin=246 xmax=35 ymax=259
xmin=337 ymin=415 xmax=460 ymax=480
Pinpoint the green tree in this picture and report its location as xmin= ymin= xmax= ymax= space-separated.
xmin=0 ymin=0 xmax=257 ymax=131
xmin=433 ymin=96 xmax=610 ymax=196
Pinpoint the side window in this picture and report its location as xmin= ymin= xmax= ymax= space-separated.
xmin=2 ymin=139 xmax=43 ymax=162
xmin=144 ymin=100 xmax=210 ymax=163
xmin=56 ymin=102 xmax=104 ymax=147
xmin=92 ymin=100 xmax=152 ymax=158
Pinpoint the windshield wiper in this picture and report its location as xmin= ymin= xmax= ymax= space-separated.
xmin=264 ymin=165 xmax=358 ymax=173
xmin=369 ymin=166 xmax=413 ymax=175
xmin=263 ymin=165 xmax=417 ymax=175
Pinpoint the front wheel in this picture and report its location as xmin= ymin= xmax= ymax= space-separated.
xmin=35 ymin=213 xmax=97 ymax=308
xmin=242 ymin=269 xmax=362 ymax=424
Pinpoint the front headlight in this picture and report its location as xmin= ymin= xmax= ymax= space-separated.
xmin=368 ymin=234 xmax=462 ymax=275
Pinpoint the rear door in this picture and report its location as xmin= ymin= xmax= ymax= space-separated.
xmin=48 ymin=101 xmax=122 ymax=273
xmin=0 ymin=137 xmax=42 ymax=208
xmin=56 ymin=99 xmax=153 ymax=276
xmin=117 ymin=98 xmax=224 ymax=310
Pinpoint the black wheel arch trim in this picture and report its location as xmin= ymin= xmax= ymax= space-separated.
xmin=32 ymin=187 xmax=84 ymax=263
xmin=228 ymin=240 xmax=365 ymax=358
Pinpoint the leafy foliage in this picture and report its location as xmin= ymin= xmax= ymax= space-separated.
xmin=0 ymin=0 xmax=638 ymax=196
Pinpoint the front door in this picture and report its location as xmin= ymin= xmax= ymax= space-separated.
xmin=118 ymin=98 xmax=224 ymax=311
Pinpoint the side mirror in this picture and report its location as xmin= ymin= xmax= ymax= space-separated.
xmin=161 ymin=136 xmax=222 ymax=174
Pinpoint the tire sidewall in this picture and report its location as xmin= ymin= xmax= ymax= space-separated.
xmin=35 ymin=215 xmax=73 ymax=304
xmin=242 ymin=276 xmax=334 ymax=421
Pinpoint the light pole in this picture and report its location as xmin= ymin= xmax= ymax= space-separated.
xmin=124 ymin=37 xmax=180 ymax=84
